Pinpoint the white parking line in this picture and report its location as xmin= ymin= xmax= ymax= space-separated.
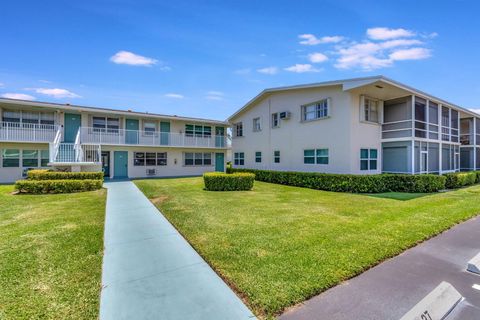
xmin=473 ymin=284 xmax=480 ymax=291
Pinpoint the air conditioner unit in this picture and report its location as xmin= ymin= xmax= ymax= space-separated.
xmin=279 ymin=111 xmax=291 ymax=120
xmin=146 ymin=168 xmax=156 ymax=176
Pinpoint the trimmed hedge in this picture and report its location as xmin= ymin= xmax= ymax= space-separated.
xmin=27 ymin=169 xmax=104 ymax=181
xmin=444 ymin=171 xmax=477 ymax=189
xmin=15 ymin=179 xmax=103 ymax=194
xmin=226 ymin=168 xmax=446 ymax=193
xmin=203 ymin=172 xmax=255 ymax=191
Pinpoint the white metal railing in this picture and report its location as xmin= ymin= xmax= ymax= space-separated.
xmin=0 ymin=121 xmax=59 ymax=142
xmin=79 ymin=127 xmax=230 ymax=148
xmin=49 ymin=128 xmax=62 ymax=163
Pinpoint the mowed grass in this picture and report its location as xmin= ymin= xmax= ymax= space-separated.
xmin=0 ymin=185 xmax=106 ymax=320
xmin=135 ymin=177 xmax=480 ymax=318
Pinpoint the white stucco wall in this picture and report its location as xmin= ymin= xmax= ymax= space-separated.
xmin=0 ymin=142 xmax=50 ymax=183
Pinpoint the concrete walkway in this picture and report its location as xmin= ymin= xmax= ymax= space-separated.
xmin=99 ymin=181 xmax=255 ymax=320
xmin=280 ymin=216 xmax=480 ymax=320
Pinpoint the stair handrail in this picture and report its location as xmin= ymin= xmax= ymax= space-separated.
xmin=49 ymin=126 xmax=62 ymax=163
xmin=74 ymin=129 xmax=83 ymax=162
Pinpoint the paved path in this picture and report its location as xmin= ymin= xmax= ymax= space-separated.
xmin=100 ymin=181 xmax=255 ymax=320
xmin=280 ymin=216 xmax=480 ymax=320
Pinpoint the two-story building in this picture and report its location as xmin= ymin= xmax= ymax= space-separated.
xmin=228 ymin=75 xmax=480 ymax=175
xmin=0 ymin=98 xmax=229 ymax=183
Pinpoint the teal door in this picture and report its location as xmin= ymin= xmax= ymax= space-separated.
xmin=160 ymin=121 xmax=170 ymax=145
xmin=64 ymin=113 xmax=81 ymax=142
xmin=114 ymin=151 xmax=128 ymax=178
xmin=125 ymin=119 xmax=139 ymax=144
xmin=215 ymin=127 xmax=225 ymax=148
xmin=215 ymin=153 xmax=225 ymax=172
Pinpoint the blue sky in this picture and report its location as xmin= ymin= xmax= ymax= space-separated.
xmin=1 ymin=0 xmax=479 ymax=120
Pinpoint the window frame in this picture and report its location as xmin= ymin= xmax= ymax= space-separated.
xmin=360 ymin=148 xmax=378 ymax=171
xmin=255 ymin=151 xmax=262 ymax=163
xmin=2 ymin=149 xmax=20 ymax=168
xmin=274 ymin=150 xmax=280 ymax=163
xmin=22 ymin=149 xmax=39 ymax=167
xmin=304 ymin=149 xmax=329 ymax=165
xmin=272 ymin=113 xmax=280 ymax=128
xmin=253 ymin=117 xmax=261 ymax=132
xmin=234 ymin=122 xmax=243 ymax=137
xmin=184 ymin=152 xmax=214 ymax=166
xmin=363 ymin=96 xmax=380 ymax=124
xmin=301 ymin=99 xmax=329 ymax=122
xmin=234 ymin=152 xmax=245 ymax=166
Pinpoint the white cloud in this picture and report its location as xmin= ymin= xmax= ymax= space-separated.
xmin=257 ymin=66 xmax=279 ymax=75
xmin=32 ymin=88 xmax=81 ymax=98
xmin=389 ymin=47 xmax=431 ymax=61
xmin=308 ymin=52 xmax=328 ymax=63
xmin=110 ymin=51 xmax=158 ymax=66
xmin=164 ymin=93 xmax=184 ymax=99
xmin=367 ymin=27 xmax=415 ymax=40
xmin=0 ymin=82 xmax=4 ymax=87
xmin=298 ymin=34 xmax=344 ymax=45
xmin=2 ymin=93 xmax=36 ymax=100
xmin=205 ymin=91 xmax=224 ymax=101
xmin=284 ymin=64 xmax=321 ymax=73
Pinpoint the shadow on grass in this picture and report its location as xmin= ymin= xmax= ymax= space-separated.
xmin=365 ymin=192 xmax=433 ymax=201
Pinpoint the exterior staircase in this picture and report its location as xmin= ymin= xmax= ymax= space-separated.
xmin=49 ymin=127 xmax=101 ymax=166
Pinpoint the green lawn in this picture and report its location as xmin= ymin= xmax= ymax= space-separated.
xmin=135 ymin=177 xmax=480 ymax=318
xmin=0 ymin=185 xmax=106 ymax=320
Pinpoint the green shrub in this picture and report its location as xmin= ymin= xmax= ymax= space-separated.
xmin=443 ymin=172 xmax=477 ymax=189
xmin=15 ymin=179 xmax=103 ymax=194
xmin=227 ymin=168 xmax=446 ymax=193
xmin=204 ymin=172 xmax=255 ymax=191
xmin=27 ymin=170 xmax=104 ymax=181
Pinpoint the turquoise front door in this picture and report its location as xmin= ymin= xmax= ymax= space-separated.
xmin=215 ymin=153 xmax=225 ymax=172
xmin=114 ymin=151 xmax=128 ymax=178
xmin=125 ymin=119 xmax=139 ymax=144
xmin=64 ymin=113 xmax=81 ymax=142
xmin=215 ymin=127 xmax=225 ymax=148
xmin=160 ymin=121 xmax=170 ymax=145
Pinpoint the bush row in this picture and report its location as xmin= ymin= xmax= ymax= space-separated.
xmin=27 ymin=169 xmax=104 ymax=180
xmin=15 ymin=179 xmax=103 ymax=194
xmin=226 ymin=168 xmax=446 ymax=193
xmin=203 ymin=172 xmax=255 ymax=191
xmin=443 ymin=171 xmax=478 ymax=189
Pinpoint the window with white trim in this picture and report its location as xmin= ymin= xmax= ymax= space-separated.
xmin=134 ymin=152 xmax=168 ymax=166
xmin=144 ymin=121 xmax=156 ymax=135
xmin=2 ymin=110 xmax=55 ymax=125
xmin=93 ymin=117 xmax=119 ymax=133
xmin=304 ymin=149 xmax=329 ymax=164
xmin=184 ymin=152 xmax=212 ymax=166
xmin=274 ymin=150 xmax=280 ymax=163
xmin=302 ymin=99 xmax=329 ymax=121
xmin=255 ymin=151 xmax=262 ymax=163
xmin=22 ymin=150 xmax=38 ymax=167
xmin=234 ymin=152 xmax=245 ymax=165
xmin=272 ymin=113 xmax=279 ymax=128
xmin=185 ymin=124 xmax=211 ymax=138
xmin=360 ymin=148 xmax=378 ymax=170
xmin=234 ymin=122 xmax=243 ymax=137
xmin=2 ymin=149 xmax=20 ymax=167
xmin=363 ymin=97 xmax=379 ymax=123
xmin=253 ymin=118 xmax=261 ymax=132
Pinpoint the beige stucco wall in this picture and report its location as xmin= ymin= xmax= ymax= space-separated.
xmin=231 ymin=85 xmax=358 ymax=174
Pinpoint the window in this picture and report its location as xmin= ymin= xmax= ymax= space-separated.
xmin=360 ymin=148 xmax=378 ymax=170
xmin=157 ymin=152 xmax=167 ymax=166
xmin=3 ymin=149 xmax=19 ymax=167
xmin=363 ymin=97 xmax=379 ymax=123
xmin=274 ymin=150 xmax=280 ymax=163
xmin=134 ymin=152 xmax=145 ymax=166
xmin=184 ymin=152 xmax=213 ymax=166
xmin=41 ymin=150 xmax=49 ymax=167
xmin=304 ymin=149 xmax=329 ymax=164
xmin=2 ymin=110 xmax=55 ymax=126
xmin=272 ymin=113 xmax=279 ymax=128
xmin=134 ymin=152 xmax=168 ymax=166
xmin=144 ymin=121 xmax=156 ymax=135
xmin=234 ymin=152 xmax=245 ymax=165
xmin=22 ymin=150 xmax=38 ymax=167
xmin=253 ymin=118 xmax=261 ymax=132
xmin=234 ymin=122 xmax=243 ymax=137
xmin=255 ymin=151 xmax=262 ymax=163
xmin=185 ymin=124 xmax=212 ymax=138
xmin=93 ymin=117 xmax=119 ymax=133
xmin=302 ymin=99 xmax=329 ymax=121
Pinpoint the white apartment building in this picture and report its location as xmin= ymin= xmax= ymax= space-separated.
xmin=228 ymin=76 xmax=480 ymax=175
xmin=0 ymin=98 xmax=229 ymax=183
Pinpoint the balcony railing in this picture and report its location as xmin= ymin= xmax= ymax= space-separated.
xmin=79 ymin=127 xmax=230 ymax=148
xmin=0 ymin=121 xmax=59 ymax=142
